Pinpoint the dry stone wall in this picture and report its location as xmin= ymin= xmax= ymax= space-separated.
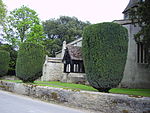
xmin=0 ymin=80 xmax=150 ymax=113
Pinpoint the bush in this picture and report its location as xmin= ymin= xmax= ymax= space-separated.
xmin=0 ymin=50 xmax=10 ymax=76
xmin=0 ymin=44 xmax=17 ymax=76
xmin=82 ymin=22 xmax=128 ymax=92
xmin=16 ymin=43 xmax=45 ymax=82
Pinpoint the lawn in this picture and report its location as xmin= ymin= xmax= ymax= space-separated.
xmin=34 ymin=81 xmax=98 ymax=91
xmin=109 ymin=88 xmax=150 ymax=97
xmin=1 ymin=79 xmax=150 ymax=97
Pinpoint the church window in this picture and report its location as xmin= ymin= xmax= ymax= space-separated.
xmin=137 ymin=43 xmax=148 ymax=64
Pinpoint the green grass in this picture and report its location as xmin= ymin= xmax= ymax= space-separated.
xmin=1 ymin=79 xmax=150 ymax=97
xmin=109 ymin=88 xmax=150 ymax=97
xmin=1 ymin=79 xmax=22 ymax=83
xmin=1 ymin=80 xmax=98 ymax=91
xmin=34 ymin=81 xmax=98 ymax=92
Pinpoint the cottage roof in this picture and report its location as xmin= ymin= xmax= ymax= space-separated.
xmin=123 ymin=0 xmax=139 ymax=13
xmin=66 ymin=45 xmax=82 ymax=61
xmin=67 ymin=37 xmax=83 ymax=46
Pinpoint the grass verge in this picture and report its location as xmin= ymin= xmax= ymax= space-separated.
xmin=109 ymin=88 xmax=150 ymax=97
xmin=34 ymin=81 xmax=98 ymax=91
xmin=1 ymin=79 xmax=150 ymax=97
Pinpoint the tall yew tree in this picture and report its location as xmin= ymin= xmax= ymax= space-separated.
xmin=83 ymin=23 xmax=128 ymax=92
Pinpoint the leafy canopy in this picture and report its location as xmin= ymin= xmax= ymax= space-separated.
xmin=42 ymin=16 xmax=90 ymax=56
xmin=0 ymin=0 xmax=7 ymax=26
xmin=3 ymin=5 xmax=45 ymax=46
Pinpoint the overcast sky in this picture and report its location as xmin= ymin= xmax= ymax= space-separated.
xmin=3 ymin=0 xmax=129 ymax=24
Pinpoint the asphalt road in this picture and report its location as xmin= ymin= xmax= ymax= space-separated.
xmin=0 ymin=90 xmax=88 ymax=113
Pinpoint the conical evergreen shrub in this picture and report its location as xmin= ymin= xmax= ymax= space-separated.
xmin=16 ymin=43 xmax=45 ymax=82
xmin=0 ymin=50 xmax=10 ymax=76
xmin=82 ymin=22 xmax=128 ymax=92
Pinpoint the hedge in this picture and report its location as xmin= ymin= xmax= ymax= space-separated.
xmin=16 ymin=43 xmax=45 ymax=82
xmin=0 ymin=50 xmax=10 ymax=76
xmin=82 ymin=22 xmax=128 ymax=92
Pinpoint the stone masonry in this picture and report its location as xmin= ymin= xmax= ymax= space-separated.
xmin=0 ymin=81 xmax=150 ymax=113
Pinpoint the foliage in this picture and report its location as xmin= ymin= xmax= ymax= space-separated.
xmin=16 ymin=43 xmax=45 ymax=82
xmin=0 ymin=44 xmax=17 ymax=76
xmin=82 ymin=22 xmax=128 ymax=92
xmin=129 ymin=0 xmax=150 ymax=64
xmin=43 ymin=38 xmax=61 ymax=56
xmin=26 ymin=24 xmax=45 ymax=44
xmin=0 ymin=0 xmax=6 ymax=26
xmin=3 ymin=5 xmax=45 ymax=47
xmin=0 ymin=50 xmax=10 ymax=76
xmin=42 ymin=16 xmax=90 ymax=56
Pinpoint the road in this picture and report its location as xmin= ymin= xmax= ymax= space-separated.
xmin=0 ymin=90 xmax=88 ymax=113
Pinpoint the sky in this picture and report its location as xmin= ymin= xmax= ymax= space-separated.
xmin=3 ymin=0 xmax=129 ymax=24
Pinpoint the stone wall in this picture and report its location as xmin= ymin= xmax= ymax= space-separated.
xmin=60 ymin=73 xmax=88 ymax=84
xmin=0 ymin=80 xmax=150 ymax=113
xmin=0 ymin=76 xmax=19 ymax=80
xmin=61 ymin=73 xmax=87 ymax=84
xmin=41 ymin=56 xmax=63 ymax=81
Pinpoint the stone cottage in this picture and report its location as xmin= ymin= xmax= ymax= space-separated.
xmin=42 ymin=0 xmax=150 ymax=88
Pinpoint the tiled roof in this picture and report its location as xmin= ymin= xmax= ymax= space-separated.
xmin=67 ymin=45 xmax=82 ymax=61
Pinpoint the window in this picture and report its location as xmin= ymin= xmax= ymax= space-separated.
xmin=64 ymin=62 xmax=85 ymax=73
xmin=137 ymin=43 xmax=148 ymax=64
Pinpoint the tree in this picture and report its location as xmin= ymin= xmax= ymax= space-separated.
xmin=26 ymin=24 xmax=45 ymax=44
xmin=0 ymin=0 xmax=6 ymax=26
xmin=130 ymin=0 xmax=150 ymax=64
xmin=0 ymin=50 xmax=10 ymax=77
xmin=0 ymin=0 xmax=7 ymax=43
xmin=3 ymin=5 xmax=45 ymax=47
xmin=0 ymin=44 xmax=17 ymax=76
xmin=42 ymin=16 xmax=90 ymax=56
xmin=82 ymin=23 xmax=128 ymax=92
xmin=16 ymin=43 xmax=45 ymax=83
xmin=43 ymin=39 xmax=61 ymax=56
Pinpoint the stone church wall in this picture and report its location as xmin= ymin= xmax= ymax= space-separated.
xmin=120 ymin=23 xmax=150 ymax=89
xmin=114 ymin=20 xmax=150 ymax=89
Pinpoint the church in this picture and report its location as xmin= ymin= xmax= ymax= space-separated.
xmin=42 ymin=0 xmax=150 ymax=88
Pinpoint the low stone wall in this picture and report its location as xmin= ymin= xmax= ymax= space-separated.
xmin=0 ymin=76 xmax=19 ymax=80
xmin=0 ymin=80 xmax=150 ymax=113
xmin=61 ymin=73 xmax=88 ymax=84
